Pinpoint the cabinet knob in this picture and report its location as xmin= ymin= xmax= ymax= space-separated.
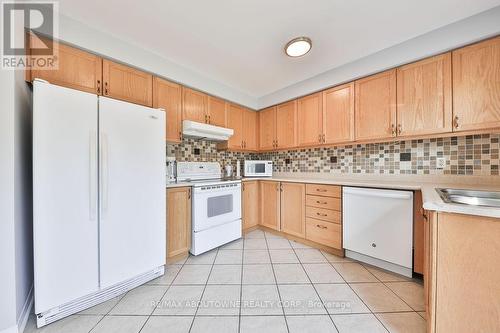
xmin=322 ymin=134 xmax=325 ymax=143
xmin=454 ymin=116 xmax=459 ymax=129
xmin=104 ymin=81 xmax=108 ymax=95
xmin=316 ymin=224 xmax=327 ymax=229
xmin=397 ymin=124 xmax=402 ymax=135
xmin=96 ymin=80 xmax=101 ymax=94
xmin=318 ymin=134 xmax=321 ymax=143
xmin=391 ymin=124 xmax=396 ymax=137
xmin=179 ymin=131 xmax=183 ymax=141
xmin=316 ymin=200 xmax=327 ymax=205
xmin=316 ymin=212 xmax=328 ymax=217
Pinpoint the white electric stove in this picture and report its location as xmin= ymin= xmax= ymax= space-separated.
xmin=176 ymin=162 xmax=242 ymax=255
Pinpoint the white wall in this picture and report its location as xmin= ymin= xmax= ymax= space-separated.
xmin=258 ymin=6 xmax=500 ymax=108
xmin=0 ymin=7 xmax=34 ymax=333
xmin=13 ymin=66 xmax=33 ymax=328
xmin=0 ymin=70 xmax=18 ymax=333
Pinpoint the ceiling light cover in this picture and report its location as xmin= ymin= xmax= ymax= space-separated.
xmin=285 ymin=37 xmax=312 ymax=57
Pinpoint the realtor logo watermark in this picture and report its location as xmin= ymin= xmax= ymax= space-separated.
xmin=1 ymin=1 xmax=59 ymax=70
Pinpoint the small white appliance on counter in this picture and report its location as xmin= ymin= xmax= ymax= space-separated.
xmin=176 ymin=162 xmax=242 ymax=255
xmin=33 ymin=80 xmax=166 ymax=327
xmin=343 ymin=187 xmax=414 ymax=277
xmin=243 ymin=160 xmax=273 ymax=177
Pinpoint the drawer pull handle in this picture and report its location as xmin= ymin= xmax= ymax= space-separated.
xmin=316 ymin=201 xmax=327 ymax=204
xmin=316 ymin=189 xmax=327 ymax=192
xmin=316 ymin=224 xmax=328 ymax=229
xmin=316 ymin=212 xmax=328 ymax=217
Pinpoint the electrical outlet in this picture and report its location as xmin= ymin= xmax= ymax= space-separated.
xmin=436 ymin=157 xmax=446 ymax=169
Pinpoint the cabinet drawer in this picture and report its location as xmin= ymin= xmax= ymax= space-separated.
xmin=306 ymin=206 xmax=341 ymax=224
xmin=306 ymin=184 xmax=341 ymax=198
xmin=306 ymin=195 xmax=341 ymax=211
xmin=306 ymin=218 xmax=342 ymax=249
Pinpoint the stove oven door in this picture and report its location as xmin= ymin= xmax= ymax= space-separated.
xmin=192 ymin=183 xmax=242 ymax=232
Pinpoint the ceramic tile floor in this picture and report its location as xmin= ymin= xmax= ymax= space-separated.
xmin=24 ymin=229 xmax=426 ymax=333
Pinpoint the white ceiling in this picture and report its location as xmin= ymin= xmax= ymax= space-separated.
xmin=57 ymin=0 xmax=500 ymax=101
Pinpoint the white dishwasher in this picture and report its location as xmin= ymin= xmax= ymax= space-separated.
xmin=343 ymin=187 xmax=413 ymax=277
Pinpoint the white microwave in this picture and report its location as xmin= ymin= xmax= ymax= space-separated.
xmin=244 ymin=160 xmax=273 ymax=177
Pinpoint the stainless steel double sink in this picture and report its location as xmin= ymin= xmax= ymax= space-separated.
xmin=436 ymin=188 xmax=500 ymax=208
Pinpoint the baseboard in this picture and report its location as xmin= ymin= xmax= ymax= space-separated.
xmin=17 ymin=285 xmax=33 ymax=333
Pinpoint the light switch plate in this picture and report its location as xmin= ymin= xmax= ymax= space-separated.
xmin=436 ymin=157 xmax=446 ymax=169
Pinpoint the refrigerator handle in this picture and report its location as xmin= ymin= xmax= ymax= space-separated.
xmin=100 ymin=132 xmax=109 ymax=217
xmin=89 ymin=131 xmax=98 ymax=220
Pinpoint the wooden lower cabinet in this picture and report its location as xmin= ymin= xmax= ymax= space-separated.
xmin=305 ymin=218 xmax=342 ymax=249
xmin=242 ymin=181 xmax=260 ymax=230
xmin=245 ymin=180 xmax=343 ymax=253
xmin=425 ymin=211 xmax=500 ymax=333
xmin=280 ymin=182 xmax=305 ymax=238
xmin=260 ymin=181 xmax=281 ymax=230
xmin=166 ymin=187 xmax=191 ymax=262
xmin=305 ymin=184 xmax=342 ymax=251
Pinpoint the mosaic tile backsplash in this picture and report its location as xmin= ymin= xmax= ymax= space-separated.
xmin=167 ymin=134 xmax=500 ymax=176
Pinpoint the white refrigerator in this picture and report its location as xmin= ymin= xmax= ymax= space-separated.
xmin=33 ymin=80 xmax=166 ymax=327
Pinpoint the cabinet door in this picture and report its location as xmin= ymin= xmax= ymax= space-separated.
xmin=153 ymin=77 xmax=182 ymax=143
xmin=260 ymin=181 xmax=281 ymax=231
xmin=207 ymin=96 xmax=227 ymax=127
xmin=242 ymin=181 xmax=260 ymax=230
xmin=323 ymin=83 xmax=355 ymax=144
xmin=182 ymin=87 xmax=208 ymax=123
xmin=243 ymin=109 xmax=259 ymax=151
xmin=397 ymin=53 xmax=452 ymax=137
xmin=280 ymin=182 xmax=305 ymax=238
xmin=435 ymin=213 xmax=500 ymax=333
xmin=276 ymin=100 xmax=297 ymax=149
xmin=452 ymin=37 xmax=500 ymax=132
xmin=227 ymin=103 xmax=244 ymax=149
xmin=29 ymin=34 xmax=102 ymax=95
xmin=355 ymin=70 xmax=397 ymax=141
xmin=259 ymin=106 xmax=276 ymax=150
xmin=167 ymin=187 xmax=191 ymax=259
xmin=298 ymin=93 xmax=323 ymax=147
xmin=102 ymin=59 xmax=153 ymax=106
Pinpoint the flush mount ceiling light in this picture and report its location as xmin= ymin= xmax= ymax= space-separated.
xmin=284 ymin=37 xmax=312 ymax=57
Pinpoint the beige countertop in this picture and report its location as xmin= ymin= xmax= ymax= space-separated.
xmin=167 ymin=172 xmax=500 ymax=218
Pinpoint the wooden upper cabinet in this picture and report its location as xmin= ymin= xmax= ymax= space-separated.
xmin=397 ymin=53 xmax=452 ymax=137
xmin=242 ymin=181 xmax=260 ymax=230
xmin=276 ymin=100 xmax=298 ymax=149
xmin=243 ymin=109 xmax=259 ymax=151
xmin=297 ymin=92 xmax=323 ymax=147
xmin=355 ymin=69 xmax=397 ymax=141
xmin=452 ymin=37 xmax=500 ymax=132
xmin=280 ymin=182 xmax=305 ymax=238
xmin=227 ymin=103 xmax=244 ymax=149
xmin=166 ymin=187 xmax=191 ymax=260
xmin=102 ymin=59 xmax=153 ymax=106
xmin=260 ymin=181 xmax=281 ymax=231
xmin=182 ymin=87 xmax=208 ymax=123
xmin=28 ymin=34 xmax=102 ymax=94
xmin=153 ymin=77 xmax=182 ymax=143
xmin=207 ymin=96 xmax=227 ymax=127
xmin=323 ymin=83 xmax=355 ymax=144
xmin=259 ymin=106 xmax=276 ymax=150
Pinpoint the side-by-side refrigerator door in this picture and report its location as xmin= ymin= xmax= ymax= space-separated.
xmin=98 ymin=97 xmax=166 ymax=288
xmin=33 ymin=80 xmax=99 ymax=314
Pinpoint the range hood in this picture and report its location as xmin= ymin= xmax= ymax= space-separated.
xmin=182 ymin=120 xmax=234 ymax=141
